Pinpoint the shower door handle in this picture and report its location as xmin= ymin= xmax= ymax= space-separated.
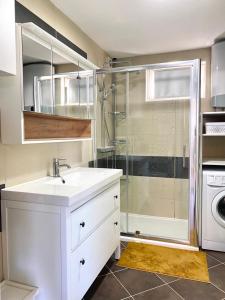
xmin=182 ymin=145 xmax=186 ymax=168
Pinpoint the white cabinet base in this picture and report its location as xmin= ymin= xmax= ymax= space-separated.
xmin=2 ymin=180 xmax=121 ymax=300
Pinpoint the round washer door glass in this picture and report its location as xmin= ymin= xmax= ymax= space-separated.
xmin=212 ymin=192 xmax=225 ymax=228
xmin=218 ymin=197 xmax=225 ymax=220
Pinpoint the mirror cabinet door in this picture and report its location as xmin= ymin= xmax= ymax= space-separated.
xmin=22 ymin=27 xmax=94 ymax=120
xmin=22 ymin=29 xmax=53 ymax=114
xmin=52 ymin=48 xmax=94 ymax=119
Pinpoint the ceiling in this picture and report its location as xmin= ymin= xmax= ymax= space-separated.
xmin=50 ymin=0 xmax=225 ymax=58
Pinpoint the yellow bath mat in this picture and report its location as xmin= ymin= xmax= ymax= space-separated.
xmin=117 ymin=242 xmax=209 ymax=283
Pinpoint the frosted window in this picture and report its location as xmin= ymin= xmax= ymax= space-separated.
xmin=146 ymin=67 xmax=191 ymax=101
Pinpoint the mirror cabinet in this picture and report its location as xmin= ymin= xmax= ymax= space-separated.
xmin=0 ymin=22 xmax=97 ymax=144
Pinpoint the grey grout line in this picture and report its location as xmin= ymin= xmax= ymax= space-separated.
xmin=113 ymin=267 xmax=128 ymax=273
xmin=120 ymin=241 xmax=127 ymax=247
xmin=206 ymin=253 xmax=224 ymax=264
xmin=98 ymin=267 xmax=128 ymax=277
xmin=155 ymin=273 xmax=181 ymax=285
xmin=208 ymin=262 xmax=223 ymax=270
xmin=210 ymin=282 xmax=225 ymax=295
xmin=167 ymin=284 xmax=185 ymax=300
xmin=98 ymin=272 xmax=111 ymax=277
xmin=106 ymin=265 xmax=135 ymax=300
xmin=155 ymin=274 xmax=184 ymax=300
xmin=128 ymin=282 xmax=168 ymax=298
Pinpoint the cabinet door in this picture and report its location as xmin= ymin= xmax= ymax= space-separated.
xmin=70 ymin=183 xmax=120 ymax=251
xmin=22 ymin=28 xmax=53 ymax=113
xmin=0 ymin=0 xmax=16 ymax=75
xmin=70 ymin=210 xmax=120 ymax=300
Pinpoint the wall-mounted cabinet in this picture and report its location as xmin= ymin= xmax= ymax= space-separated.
xmin=0 ymin=0 xmax=16 ymax=76
xmin=0 ymin=23 xmax=97 ymax=144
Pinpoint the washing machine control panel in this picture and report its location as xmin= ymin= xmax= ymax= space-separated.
xmin=207 ymin=175 xmax=225 ymax=186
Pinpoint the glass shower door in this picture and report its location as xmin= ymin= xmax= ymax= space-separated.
xmin=125 ymin=63 xmax=199 ymax=245
xmin=95 ymin=60 xmax=200 ymax=247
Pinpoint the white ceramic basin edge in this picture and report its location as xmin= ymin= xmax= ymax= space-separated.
xmin=2 ymin=167 xmax=123 ymax=208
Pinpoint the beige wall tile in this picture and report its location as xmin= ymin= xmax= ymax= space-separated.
xmin=124 ymin=176 xmax=175 ymax=218
xmin=4 ymin=143 xmax=58 ymax=186
xmin=203 ymin=137 xmax=225 ymax=158
xmin=121 ymin=176 xmax=189 ymax=220
xmin=57 ymin=142 xmax=82 ymax=166
xmin=175 ymin=200 xmax=189 ymax=220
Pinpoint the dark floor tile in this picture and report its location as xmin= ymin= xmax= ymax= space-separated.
xmin=107 ymin=256 xmax=126 ymax=273
xmin=115 ymin=269 xmax=163 ymax=295
xmin=156 ymin=273 xmax=180 ymax=284
xmin=98 ymin=265 xmax=110 ymax=276
xmin=206 ymin=250 xmax=225 ymax=263
xmin=121 ymin=241 xmax=128 ymax=249
xmin=206 ymin=254 xmax=221 ymax=268
xmin=209 ymin=264 xmax=225 ymax=292
xmin=133 ymin=285 xmax=181 ymax=300
xmin=83 ymin=274 xmax=129 ymax=300
xmin=170 ymin=279 xmax=225 ymax=300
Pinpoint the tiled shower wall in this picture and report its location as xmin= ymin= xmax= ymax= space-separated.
xmin=114 ymin=68 xmax=190 ymax=220
xmin=100 ymin=48 xmax=215 ymax=223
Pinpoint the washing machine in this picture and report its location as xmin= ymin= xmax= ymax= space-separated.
xmin=202 ymin=169 xmax=225 ymax=251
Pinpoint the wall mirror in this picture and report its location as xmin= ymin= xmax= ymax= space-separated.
xmin=22 ymin=23 xmax=96 ymax=120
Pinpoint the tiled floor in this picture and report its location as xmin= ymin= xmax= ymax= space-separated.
xmin=83 ymin=242 xmax=225 ymax=300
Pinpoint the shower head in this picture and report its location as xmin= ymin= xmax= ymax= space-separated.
xmin=99 ymin=83 xmax=116 ymax=101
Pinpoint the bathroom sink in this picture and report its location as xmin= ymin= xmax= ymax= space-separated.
xmin=2 ymin=167 xmax=122 ymax=208
xmin=46 ymin=168 xmax=110 ymax=187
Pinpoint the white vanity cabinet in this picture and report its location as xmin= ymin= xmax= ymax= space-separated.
xmin=0 ymin=0 xmax=16 ymax=76
xmin=1 ymin=173 xmax=121 ymax=300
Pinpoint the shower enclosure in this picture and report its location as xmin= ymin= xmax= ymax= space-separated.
xmin=94 ymin=60 xmax=200 ymax=248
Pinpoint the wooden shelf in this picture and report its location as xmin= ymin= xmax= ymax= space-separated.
xmin=203 ymin=158 xmax=225 ymax=166
xmin=203 ymin=134 xmax=225 ymax=137
xmin=24 ymin=111 xmax=91 ymax=140
xmin=203 ymin=111 xmax=225 ymax=115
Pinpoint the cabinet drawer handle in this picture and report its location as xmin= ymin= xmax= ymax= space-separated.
xmin=80 ymin=222 xmax=85 ymax=228
xmin=114 ymin=221 xmax=118 ymax=226
xmin=114 ymin=195 xmax=118 ymax=199
xmin=80 ymin=259 xmax=85 ymax=265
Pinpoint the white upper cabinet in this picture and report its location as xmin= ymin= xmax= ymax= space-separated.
xmin=0 ymin=0 xmax=16 ymax=76
xmin=0 ymin=23 xmax=98 ymax=144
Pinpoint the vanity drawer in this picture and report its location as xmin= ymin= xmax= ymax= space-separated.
xmin=70 ymin=182 xmax=120 ymax=251
xmin=70 ymin=209 xmax=120 ymax=300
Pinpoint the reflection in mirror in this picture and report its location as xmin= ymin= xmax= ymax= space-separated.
xmin=53 ymin=71 xmax=95 ymax=119
xmin=22 ymin=30 xmax=95 ymax=119
xmin=22 ymin=32 xmax=53 ymax=114
xmin=52 ymin=49 xmax=94 ymax=119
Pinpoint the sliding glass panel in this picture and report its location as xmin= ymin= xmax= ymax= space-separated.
xmin=122 ymin=67 xmax=191 ymax=241
xmin=94 ymin=60 xmax=200 ymax=246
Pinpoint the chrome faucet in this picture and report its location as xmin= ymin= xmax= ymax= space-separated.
xmin=53 ymin=158 xmax=71 ymax=177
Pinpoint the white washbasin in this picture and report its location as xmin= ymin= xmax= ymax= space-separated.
xmin=2 ymin=167 xmax=122 ymax=208
xmin=46 ymin=168 xmax=110 ymax=187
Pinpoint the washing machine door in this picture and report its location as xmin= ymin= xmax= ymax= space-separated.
xmin=212 ymin=191 xmax=225 ymax=228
